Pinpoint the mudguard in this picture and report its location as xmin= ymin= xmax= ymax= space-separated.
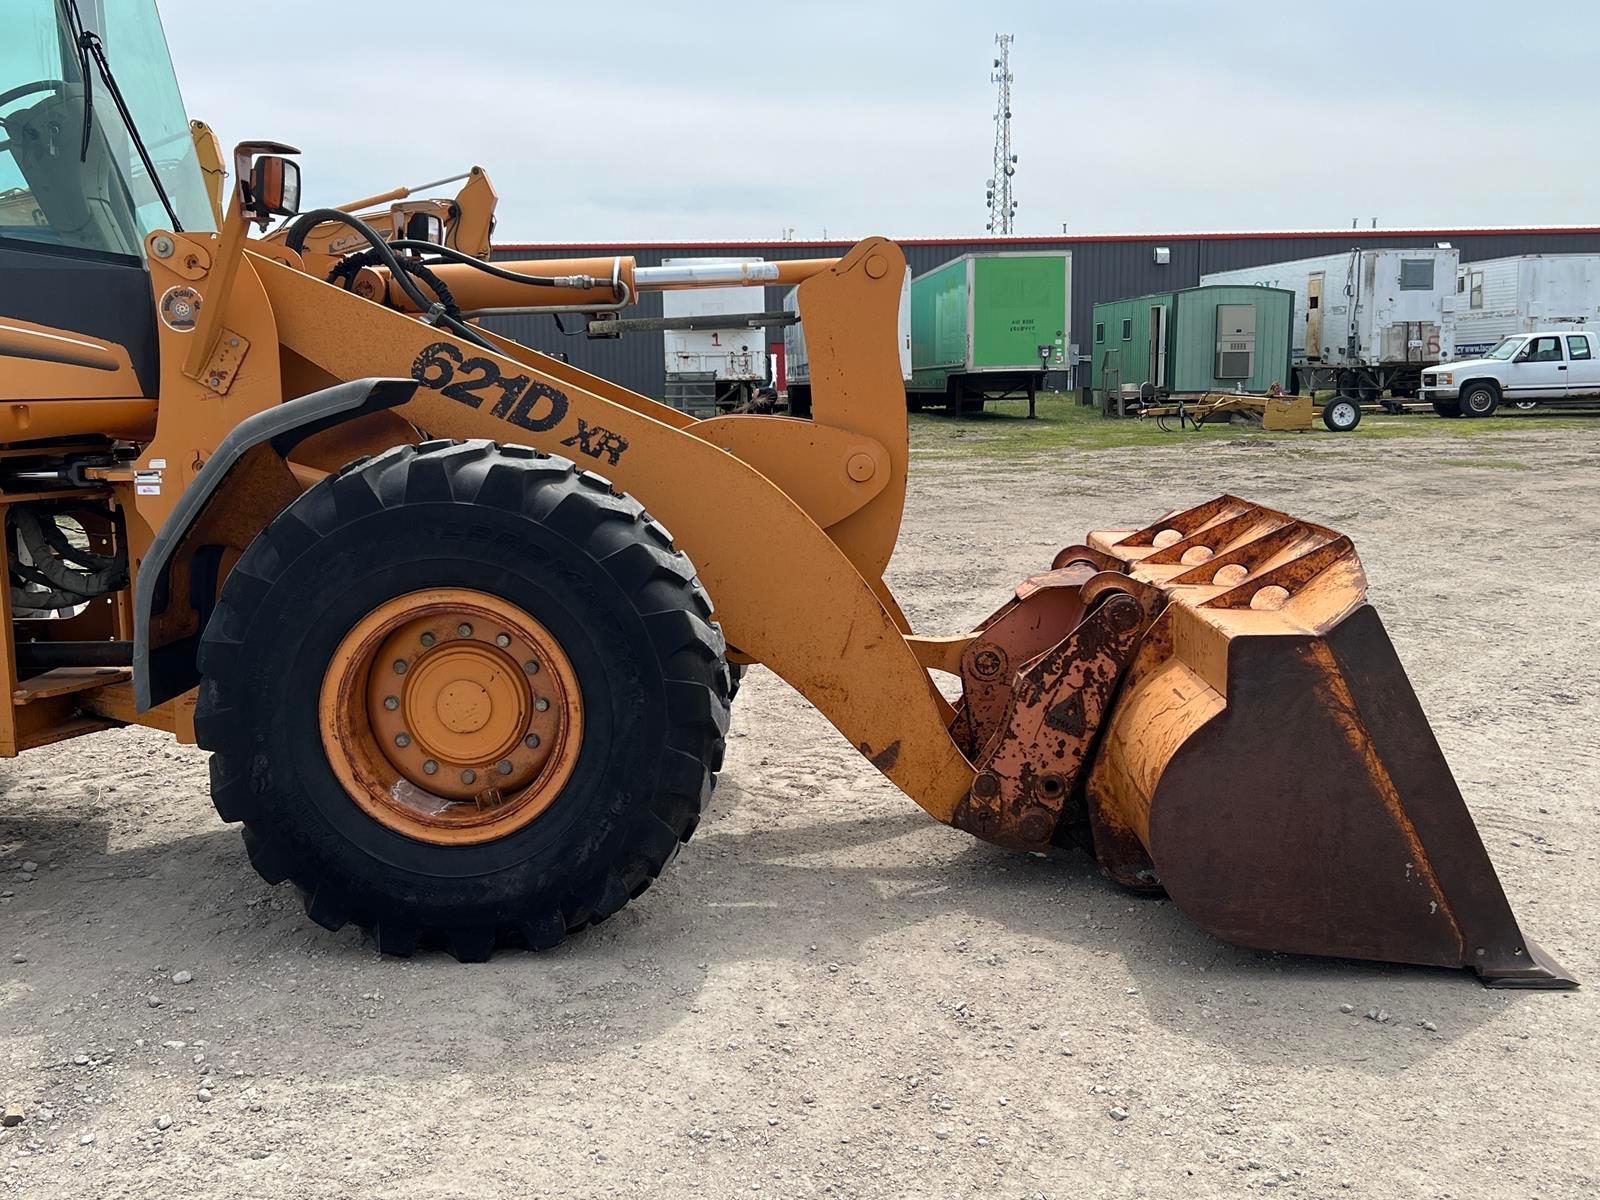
xmin=133 ymin=377 xmax=417 ymax=711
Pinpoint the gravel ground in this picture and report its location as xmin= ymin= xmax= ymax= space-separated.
xmin=1 ymin=424 xmax=1595 ymax=1198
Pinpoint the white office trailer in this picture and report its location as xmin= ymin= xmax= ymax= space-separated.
xmin=1453 ymin=255 xmax=1600 ymax=358
xmin=1201 ymin=246 xmax=1459 ymax=404
xmin=660 ymin=258 xmax=770 ymax=411
xmin=782 ymin=269 xmax=912 ymax=417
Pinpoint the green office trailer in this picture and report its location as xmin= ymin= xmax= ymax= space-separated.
xmin=908 ymin=253 xmax=1070 ymax=412
xmin=1091 ymin=285 xmax=1294 ymax=404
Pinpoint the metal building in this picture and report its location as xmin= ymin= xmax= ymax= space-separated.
xmin=486 ymin=227 xmax=1600 ymax=400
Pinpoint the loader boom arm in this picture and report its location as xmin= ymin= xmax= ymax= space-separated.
xmin=138 ymin=230 xmax=978 ymax=823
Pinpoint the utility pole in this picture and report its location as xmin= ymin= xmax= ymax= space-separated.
xmin=985 ymin=34 xmax=1017 ymax=234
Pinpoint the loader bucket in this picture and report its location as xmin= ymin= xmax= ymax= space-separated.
xmin=1078 ymin=496 xmax=1575 ymax=988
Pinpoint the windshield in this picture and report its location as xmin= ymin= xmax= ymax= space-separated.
xmin=0 ymin=0 xmax=214 ymax=258
xmin=1484 ymin=337 xmax=1526 ymax=361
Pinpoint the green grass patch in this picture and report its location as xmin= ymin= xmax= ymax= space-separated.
xmin=1437 ymin=456 xmax=1531 ymax=470
xmin=908 ymin=392 xmax=1597 ymax=459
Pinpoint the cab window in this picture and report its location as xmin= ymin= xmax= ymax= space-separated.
xmin=1568 ymin=335 xmax=1593 ymax=361
xmin=0 ymin=0 xmax=213 ymax=259
xmin=1523 ymin=336 xmax=1563 ymax=363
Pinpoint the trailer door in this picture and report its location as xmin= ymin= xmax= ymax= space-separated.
xmin=1148 ymin=305 xmax=1168 ymax=387
xmin=1306 ymin=273 xmax=1324 ymax=360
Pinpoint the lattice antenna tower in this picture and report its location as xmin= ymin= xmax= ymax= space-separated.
xmin=986 ymin=34 xmax=1017 ymax=234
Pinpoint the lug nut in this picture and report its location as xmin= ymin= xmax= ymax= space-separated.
xmin=460 ymin=769 xmax=477 ymax=785
xmin=420 ymin=632 xmax=436 ymax=648
xmin=395 ymin=733 xmax=411 ymax=748
xmin=383 ymin=695 xmax=399 ymax=711
xmin=495 ymin=633 xmax=511 ymax=648
xmin=496 ymin=759 xmax=513 ymax=776
xmin=525 ymin=733 xmax=541 ymax=750
xmin=523 ymin=660 xmax=540 ymax=675
xmin=393 ymin=659 xmax=408 ymax=674
xmin=422 ymin=759 xmax=438 ymax=775
xmin=535 ymin=697 xmax=550 ymax=712
xmin=457 ymin=623 xmax=473 ymax=637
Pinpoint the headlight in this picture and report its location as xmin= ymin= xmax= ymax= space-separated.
xmin=1440 ymin=373 xmax=1453 ymax=385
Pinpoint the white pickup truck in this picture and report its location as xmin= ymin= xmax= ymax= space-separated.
xmin=1421 ymin=330 xmax=1600 ymax=416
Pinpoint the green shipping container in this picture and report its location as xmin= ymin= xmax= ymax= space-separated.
xmin=909 ymin=253 xmax=1071 ymax=402
xmin=1090 ymin=285 xmax=1294 ymax=401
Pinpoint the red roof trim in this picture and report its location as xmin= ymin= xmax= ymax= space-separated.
xmin=496 ymin=227 xmax=1600 ymax=253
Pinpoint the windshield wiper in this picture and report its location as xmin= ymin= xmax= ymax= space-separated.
xmin=62 ymin=0 xmax=183 ymax=232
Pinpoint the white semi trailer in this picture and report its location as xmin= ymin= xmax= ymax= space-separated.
xmin=1453 ymin=255 xmax=1600 ymax=359
xmin=782 ymin=269 xmax=912 ymax=417
xmin=1202 ymin=247 xmax=1459 ymax=406
xmin=660 ymin=258 xmax=770 ymax=412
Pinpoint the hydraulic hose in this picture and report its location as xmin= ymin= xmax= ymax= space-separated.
xmin=325 ymin=247 xmax=460 ymax=321
xmin=384 ymin=240 xmax=630 ymax=304
xmin=282 ymin=208 xmax=497 ymax=351
xmin=8 ymin=506 xmax=127 ymax=611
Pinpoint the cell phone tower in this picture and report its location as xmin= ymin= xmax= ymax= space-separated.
xmin=985 ymin=34 xmax=1017 ymax=234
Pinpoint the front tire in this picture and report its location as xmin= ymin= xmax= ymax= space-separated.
xmin=1460 ymin=382 xmax=1500 ymax=418
xmin=196 ymin=440 xmax=729 ymax=960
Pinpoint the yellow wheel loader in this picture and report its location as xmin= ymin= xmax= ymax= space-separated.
xmin=0 ymin=1 xmax=1574 ymax=985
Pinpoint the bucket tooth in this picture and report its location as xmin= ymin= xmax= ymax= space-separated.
xmin=1080 ymin=496 xmax=1576 ymax=989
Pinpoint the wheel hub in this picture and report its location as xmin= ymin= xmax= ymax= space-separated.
xmin=320 ymin=589 xmax=583 ymax=844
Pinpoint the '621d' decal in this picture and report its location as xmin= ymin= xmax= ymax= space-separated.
xmin=410 ymin=341 xmax=569 ymax=433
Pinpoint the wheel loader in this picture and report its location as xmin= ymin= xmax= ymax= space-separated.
xmin=0 ymin=0 xmax=1575 ymax=985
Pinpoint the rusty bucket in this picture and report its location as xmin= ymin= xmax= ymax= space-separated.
xmin=1075 ymin=496 xmax=1575 ymax=988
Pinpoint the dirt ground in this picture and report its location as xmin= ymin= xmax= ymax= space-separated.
xmin=2 ymin=423 xmax=1596 ymax=1199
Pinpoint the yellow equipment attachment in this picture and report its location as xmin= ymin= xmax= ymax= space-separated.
xmin=0 ymin=0 xmax=1572 ymax=984
xmin=1139 ymin=389 xmax=1320 ymax=432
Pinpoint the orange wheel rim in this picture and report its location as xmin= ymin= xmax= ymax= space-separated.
xmin=319 ymin=589 xmax=583 ymax=845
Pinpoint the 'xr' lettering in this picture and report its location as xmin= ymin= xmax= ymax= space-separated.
xmin=560 ymin=418 xmax=629 ymax=466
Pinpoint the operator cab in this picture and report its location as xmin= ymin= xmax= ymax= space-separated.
xmin=0 ymin=0 xmax=214 ymax=399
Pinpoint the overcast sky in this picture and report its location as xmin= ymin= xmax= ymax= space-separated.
xmin=155 ymin=1 xmax=1588 ymax=243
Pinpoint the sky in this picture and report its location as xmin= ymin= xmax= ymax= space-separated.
xmin=153 ymin=0 xmax=1590 ymax=244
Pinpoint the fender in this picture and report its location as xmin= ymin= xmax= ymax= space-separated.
xmin=134 ymin=377 xmax=417 ymax=710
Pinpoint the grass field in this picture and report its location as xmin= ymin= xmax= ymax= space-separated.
xmin=908 ymin=392 xmax=1598 ymax=459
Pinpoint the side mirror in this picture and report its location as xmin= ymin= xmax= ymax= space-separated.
xmin=248 ymin=156 xmax=301 ymax=219
xmin=401 ymin=208 xmax=445 ymax=245
xmin=230 ymin=140 xmax=301 ymax=230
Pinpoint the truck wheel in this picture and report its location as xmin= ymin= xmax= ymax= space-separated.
xmin=1322 ymin=397 xmax=1361 ymax=432
xmin=195 ymin=440 xmax=729 ymax=960
xmin=1432 ymin=400 xmax=1462 ymax=418
xmin=1460 ymin=382 xmax=1499 ymax=418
